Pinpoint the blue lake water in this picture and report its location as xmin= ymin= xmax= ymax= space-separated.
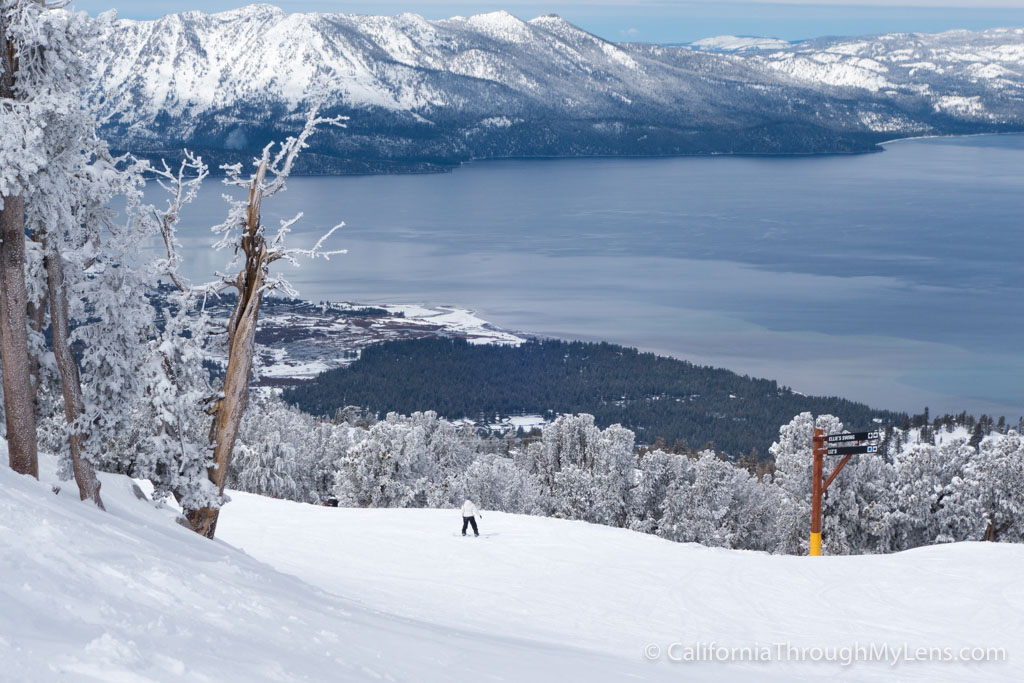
xmin=162 ymin=135 xmax=1024 ymax=418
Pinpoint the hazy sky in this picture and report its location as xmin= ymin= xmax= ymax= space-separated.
xmin=70 ymin=1 xmax=1024 ymax=43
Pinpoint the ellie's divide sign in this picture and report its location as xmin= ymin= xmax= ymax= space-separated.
xmin=826 ymin=431 xmax=879 ymax=444
xmin=824 ymin=431 xmax=880 ymax=456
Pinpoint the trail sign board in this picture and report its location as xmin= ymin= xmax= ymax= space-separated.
xmin=811 ymin=427 xmax=883 ymax=556
xmin=826 ymin=431 xmax=879 ymax=444
xmin=826 ymin=445 xmax=878 ymax=456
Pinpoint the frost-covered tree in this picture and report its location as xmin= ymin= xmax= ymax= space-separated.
xmin=659 ymin=450 xmax=767 ymax=548
xmin=591 ymin=424 xmax=637 ymax=527
xmin=450 ymin=454 xmax=543 ymax=515
xmin=514 ymin=415 xmax=638 ymax=525
xmin=0 ymin=0 xmax=54 ymax=478
xmin=1 ymin=1 xmax=147 ymax=510
xmin=302 ymin=419 xmax=341 ymax=504
xmin=530 ymin=414 xmax=602 ymax=492
xmin=234 ymin=436 xmax=299 ymax=501
xmin=629 ymin=449 xmax=689 ymax=534
xmin=334 ymin=417 xmax=418 ymax=508
xmin=134 ymin=288 xmax=217 ymax=510
xmin=891 ymin=437 xmax=978 ymax=547
xmin=843 ymin=447 xmax=898 ymax=553
xmin=129 ymin=152 xmax=221 ymax=511
xmin=969 ymin=430 xmax=1024 ymax=542
xmin=183 ymin=110 xmax=347 ymax=538
xmin=736 ymin=474 xmax=782 ymax=553
xmin=423 ymin=415 xmax=473 ymax=507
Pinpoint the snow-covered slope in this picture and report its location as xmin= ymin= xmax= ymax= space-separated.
xmin=91 ymin=5 xmax=1024 ymax=171
xmin=220 ymin=497 xmax=1024 ymax=681
xmin=0 ymin=461 xmax=670 ymax=682
xmin=4 ymin=456 xmax=1021 ymax=681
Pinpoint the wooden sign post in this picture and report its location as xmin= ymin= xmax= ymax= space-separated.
xmin=810 ymin=427 xmax=880 ymax=556
xmin=811 ymin=428 xmax=825 ymax=556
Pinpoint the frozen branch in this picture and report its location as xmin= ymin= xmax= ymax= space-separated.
xmin=151 ymin=151 xmax=208 ymax=292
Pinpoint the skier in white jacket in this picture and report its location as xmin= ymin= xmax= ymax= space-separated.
xmin=461 ymin=499 xmax=481 ymax=536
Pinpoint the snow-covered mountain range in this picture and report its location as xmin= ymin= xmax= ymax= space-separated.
xmin=92 ymin=4 xmax=1024 ymax=172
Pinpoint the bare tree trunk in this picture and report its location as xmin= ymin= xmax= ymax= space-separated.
xmin=1 ymin=3 xmax=39 ymax=477
xmin=0 ymin=194 xmax=39 ymax=477
xmin=180 ymin=112 xmax=342 ymax=538
xmin=184 ymin=281 xmax=263 ymax=538
xmin=45 ymin=242 xmax=104 ymax=508
xmin=185 ymin=163 xmax=268 ymax=539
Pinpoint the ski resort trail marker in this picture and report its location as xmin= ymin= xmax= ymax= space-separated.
xmin=811 ymin=427 xmax=880 ymax=556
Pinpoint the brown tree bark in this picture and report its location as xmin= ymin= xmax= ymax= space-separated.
xmin=185 ymin=162 xmax=269 ymax=539
xmin=45 ymin=242 xmax=104 ymax=508
xmin=181 ymin=112 xmax=342 ymax=538
xmin=1 ymin=3 xmax=40 ymax=477
xmin=0 ymin=194 xmax=39 ymax=478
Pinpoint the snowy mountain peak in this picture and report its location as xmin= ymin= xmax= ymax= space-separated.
xmin=208 ymin=3 xmax=287 ymax=22
xmin=92 ymin=4 xmax=1024 ymax=173
xmin=225 ymin=3 xmax=284 ymax=17
xmin=469 ymin=9 xmax=521 ymax=23
xmin=461 ymin=10 xmax=532 ymax=42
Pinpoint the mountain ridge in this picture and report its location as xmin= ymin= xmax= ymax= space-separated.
xmin=92 ymin=5 xmax=1024 ymax=173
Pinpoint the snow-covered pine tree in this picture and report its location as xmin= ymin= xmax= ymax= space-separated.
xmin=658 ymin=449 xmax=766 ymax=548
xmin=301 ymin=417 xmax=340 ymax=504
xmin=892 ymin=434 xmax=981 ymax=546
xmin=591 ymin=423 xmax=637 ymax=527
xmin=57 ymin=154 xmax=154 ymax=506
xmin=231 ymin=396 xmax=337 ymax=503
xmin=424 ymin=414 xmax=473 ymax=507
xmin=524 ymin=413 xmax=602 ymax=516
xmin=20 ymin=3 xmax=108 ymax=503
xmin=969 ymin=430 xmax=1024 ymax=542
xmin=234 ymin=435 xmax=299 ymax=501
xmin=629 ymin=449 xmax=689 ymax=534
xmin=527 ymin=415 xmax=638 ymax=525
xmin=334 ymin=417 xmax=417 ymax=508
xmin=1 ymin=1 xmax=144 ymax=508
xmin=451 ymin=453 xmax=543 ymax=515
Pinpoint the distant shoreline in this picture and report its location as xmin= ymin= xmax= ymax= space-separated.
xmin=879 ymin=131 xmax=1024 ymax=146
xmin=260 ymin=131 xmax=1024 ymax=178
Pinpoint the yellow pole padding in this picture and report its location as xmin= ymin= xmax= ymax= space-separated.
xmin=810 ymin=532 xmax=822 ymax=556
